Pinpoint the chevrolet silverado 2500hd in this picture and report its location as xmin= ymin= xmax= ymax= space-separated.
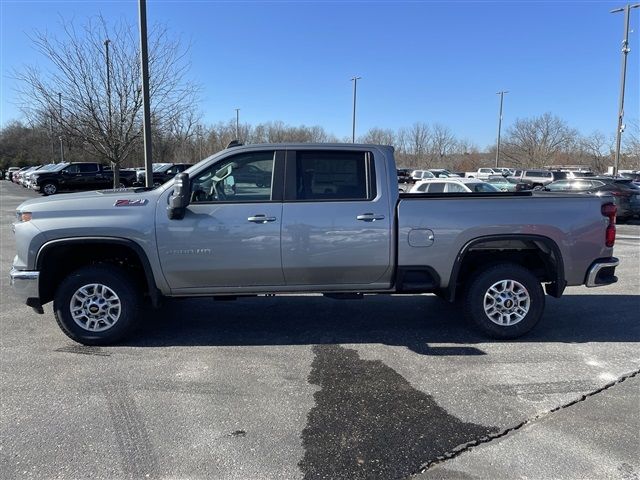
xmin=10 ymin=144 xmax=619 ymax=345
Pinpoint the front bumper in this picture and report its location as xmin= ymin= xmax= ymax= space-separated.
xmin=9 ymin=268 xmax=43 ymax=313
xmin=585 ymin=257 xmax=619 ymax=288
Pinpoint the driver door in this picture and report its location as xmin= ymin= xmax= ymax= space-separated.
xmin=155 ymin=150 xmax=285 ymax=292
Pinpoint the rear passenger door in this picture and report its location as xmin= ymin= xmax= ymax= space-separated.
xmin=77 ymin=163 xmax=101 ymax=189
xmin=280 ymin=149 xmax=392 ymax=288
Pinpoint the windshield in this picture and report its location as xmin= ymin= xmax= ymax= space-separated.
xmin=44 ymin=163 xmax=70 ymax=172
xmin=153 ymin=163 xmax=172 ymax=172
xmin=41 ymin=163 xmax=63 ymax=171
xmin=546 ymin=181 xmax=570 ymax=191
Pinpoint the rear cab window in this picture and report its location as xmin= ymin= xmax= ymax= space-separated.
xmin=287 ymin=150 xmax=376 ymax=201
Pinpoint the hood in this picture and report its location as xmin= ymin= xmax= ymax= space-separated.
xmin=17 ymin=188 xmax=159 ymax=213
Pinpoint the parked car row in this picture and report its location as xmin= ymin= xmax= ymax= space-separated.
xmin=6 ymin=162 xmax=139 ymax=195
xmin=540 ymin=176 xmax=640 ymax=221
xmin=396 ymin=167 xmax=640 ymax=221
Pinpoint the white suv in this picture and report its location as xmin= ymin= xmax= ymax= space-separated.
xmin=409 ymin=177 xmax=499 ymax=193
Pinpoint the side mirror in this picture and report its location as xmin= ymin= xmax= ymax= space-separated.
xmin=167 ymin=172 xmax=190 ymax=220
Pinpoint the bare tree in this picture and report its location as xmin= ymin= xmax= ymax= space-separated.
xmin=407 ymin=122 xmax=430 ymax=158
xmin=428 ymin=123 xmax=457 ymax=164
xmin=15 ymin=15 xmax=199 ymax=186
xmin=578 ymin=131 xmax=613 ymax=173
xmin=359 ymin=127 xmax=396 ymax=146
xmin=622 ymin=118 xmax=640 ymax=170
xmin=502 ymin=113 xmax=578 ymax=167
xmin=250 ymin=121 xmax=332 ymax=144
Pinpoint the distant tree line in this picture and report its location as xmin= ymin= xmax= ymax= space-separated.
xmin=1 ymin=15 xmax=639 ymax=175
xmin=2 ymin=114 xmax=638 ymax=174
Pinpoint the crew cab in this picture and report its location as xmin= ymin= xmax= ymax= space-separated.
xmin=32 ymin=162 xmax=138 ymax=195
xmin=10 ymin=144 xmax=619 ymax=345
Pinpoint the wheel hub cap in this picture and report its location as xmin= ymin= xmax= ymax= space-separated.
xmin=70 ymin=284 xmax=121 ymax=332
xmin=483 ymin=279 xmax=530 ymax=326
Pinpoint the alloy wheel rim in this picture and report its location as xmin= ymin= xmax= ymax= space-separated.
xmin=70 ymin=283 xmax=121 ymax=332
xmin=483 ymin=279 xmax=530 ymax=326
xmin=43 ymin=184 xmax=56 ymax=195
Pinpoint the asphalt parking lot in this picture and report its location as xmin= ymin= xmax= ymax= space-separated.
xmin=1 ymin=181 xmax=638 ymax=480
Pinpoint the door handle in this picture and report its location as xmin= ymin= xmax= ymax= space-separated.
xmin=356 ymin=213 xmax=385 ymax=222
xmin=248 ymin=215 xmax=277 ymax=223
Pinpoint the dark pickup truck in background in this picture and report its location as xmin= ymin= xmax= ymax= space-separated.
xmin=33 ymin=162 xmax=137 ymax=195
xmin=135 ymin=163 xmax=192 ymax=187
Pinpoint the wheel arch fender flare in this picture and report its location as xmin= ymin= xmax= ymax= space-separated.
xmin=445 ymin=234 xmax=566 ymax=302
xmin=35 ymin=236 xmax=161 ymax=307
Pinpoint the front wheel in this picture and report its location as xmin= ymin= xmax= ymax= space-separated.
xmin=53 ymin=265 xmax=140 ymax=345
xmin=42 ymin=182 xmax=58 ymax=196
xmin=463 ymin=263 xmax=545 ymax=339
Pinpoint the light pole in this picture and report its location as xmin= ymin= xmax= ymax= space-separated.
xmin=138 ymin=0 xmax=153 ymax=187
xmin=611 ymin=3 xmax=640 ymax=176
xmin=235 ymin=108 xmax=240 ymax=140
xmin=495 ymin=91 xmax=508 ymax=168
xmin=58 ymin=92 xmax=64 ymax=163
xmin=351 ymin=76 xmax=361 ymax=143
xmin=104 ymin=39 xmax=115 ymax=183
xmin=49 ymin=114 xmax=55 ymax=159
xmin=104 ymin=39 xmax=112 ymax=137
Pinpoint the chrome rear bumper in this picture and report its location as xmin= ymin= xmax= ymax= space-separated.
xmin=585 ymin=258 xmax=619 ymax=288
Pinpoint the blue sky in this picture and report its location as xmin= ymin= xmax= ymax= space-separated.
xmin=1 ymin=0 xmax=638 ymax=148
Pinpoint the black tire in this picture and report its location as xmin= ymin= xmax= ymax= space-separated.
xmin=53 ymin=265 xmax=140 ymax=345
xmin=463 ymin=263 xmax=545 ymax=339
xmin=41 ymin=182 xmax=58 ymax=196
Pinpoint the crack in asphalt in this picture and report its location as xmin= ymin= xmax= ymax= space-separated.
xmin=412 ymin=367 xmax=640 ymax=477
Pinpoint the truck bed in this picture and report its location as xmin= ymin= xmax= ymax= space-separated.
xmin=396 ymin=191 xmax=612 ymax=288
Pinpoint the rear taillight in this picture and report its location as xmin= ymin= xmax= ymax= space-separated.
xmin=602 ymin=202 xmax=616 ymax=247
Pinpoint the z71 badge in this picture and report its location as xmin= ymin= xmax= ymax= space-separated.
xmin=114 ymin=199 xmax=148 ymax=207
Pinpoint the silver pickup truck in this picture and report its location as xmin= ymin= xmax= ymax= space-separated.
xmin=10 ymin=143 xmax=619 ymax=345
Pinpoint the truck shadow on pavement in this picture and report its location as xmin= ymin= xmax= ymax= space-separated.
xmin=126 ymin=293 xmax=640 ymax=351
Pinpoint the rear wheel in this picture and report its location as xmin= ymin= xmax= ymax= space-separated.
xmin=54 ymin=265 xmax=140 ymax=345
xmin=463 ymin=263 xmax=544 ymax=339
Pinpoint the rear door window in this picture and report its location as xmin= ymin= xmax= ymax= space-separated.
xmin=291 ymin=150 xmax=375 ymax=201
xmin=78 ymin=163 xmax=99 ymax=173
xmin=427 ymin=182 xmax=446 ymax=193
xmin=445 ymin=182 xmax=467 ymax=193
